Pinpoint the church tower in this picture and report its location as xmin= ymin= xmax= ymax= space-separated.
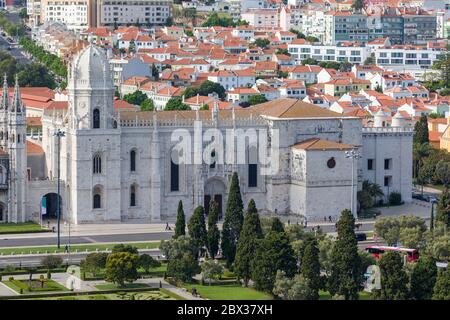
xmin=8 ymin=76 xmax=27 ymax=223
xmin=0 ymin=74 xmax=9 ymax=150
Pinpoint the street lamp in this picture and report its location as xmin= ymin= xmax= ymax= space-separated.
xmin=345 ymin=149 xmax=362 ymax=217
xmin=54 ymin=129 xmax=65 ymax=248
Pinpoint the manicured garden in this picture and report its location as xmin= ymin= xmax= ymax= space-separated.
xmin=0 ymin=241 xmax=159 ymax=256
xmin=31 ymin=290 xmax=176 ymax=300
xmin=94 ymin=283 xmax=150 ymax=290
xmin=2 ymin=277 xmax=68 ymax=294
xmin=0 ymin=222 xmax=48 ymax=235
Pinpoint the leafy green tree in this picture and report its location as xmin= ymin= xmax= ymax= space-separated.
xmin=436 ymin=188 xmax=450 ymax=228
xmin=252 ymin=229 xmax=297 ymax=293
xmin=234 ymin=199 xmax=262 ymax=286
xmin=202 ymin=12 xmax=248 ymax=27
xmin=123 ymin=90 xmax=148 ymax=106
xmin=248 ymin=94 xmax=268 ymax=106
xmin=352 ymin=0 xmax=364 ymax=11
xmin=305 ymin=36 xmax=319 ymax=43
xmin=289 ymin=29 xmax=306 ymax=39
xmin=301 ymin=58 xmax=319 ymax=65
xmin=140 ymin=99 xmax=154 ymax=111
xmin=410 ymin=257 xmax=437 ymax=300
xmin=318 ymin=235 xmax=334 ymax=276
xmin=270 ymin=217 xmax=285 ymax=233
xmin=160 ymin=236 xmax=200 ymax=282
xmin=188 ymin=205 xmax=208 ymax=255
xmin=273 ymin=271 xmax=316 ymax=300
xmin=165 ymin=97 xmax=191 ymax=110
xmin=432 ymin=45 xmax=450 ymax=89
xmin=138 ymin=254 xmax=161 ymax=274
xmin=19 ymin=8 xmax=28 ymax=20
xmin=328 ymin=209 xmax=363 ymax=300
xmin=413 ymin=142 xmax=432 ymax=179
xmin=413 ymin=115 xmax=429 ymax=145
xmin=433 ymin=268 xmax=450 ymax=300
xmin=357 ymin=180 xmax=384 ymax=212
xmin=174 ymin=200 xmax=186 ymax=239
xmin=377 ymin=251 xmax=409 ymax=300
xmin=207 ymin=200 xmax=220 ymax=259
xmin=105 ymin=252 xmax=139 ymax=287
xmin=375 ymin=216 xmax=427 ymax=246
xmin=199 ymin=80 xmax=226 ymax=100
xmin=200 ymin=259 xmax=224 ymax=285
xmin=221 ymin=172 xmax=244 ymax=267
xmin=80 ymin=253 xmax=108 ymax=277
xmin=40 ymin=255 xmax=63 ymax=273
xmin=435 ymin=161 xmax=450 ymax=187
xmin=300 ymin=238 xmax=321 ymax=299
xmin=111 ymin=244 xmax=139 ymax=255
xmin=254 ymin=38 xmax=270 ymax=49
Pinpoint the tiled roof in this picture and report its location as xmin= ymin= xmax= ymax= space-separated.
xmin=293 ymin=138 xmax=354 ymax=151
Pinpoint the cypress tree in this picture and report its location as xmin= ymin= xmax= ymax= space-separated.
xmin=410 ymin=257 xmax=437 ymax=300
xmin=188 ymin=206 xmax=207 ymax=255
xmin=300 ymin=238 xmax=321 ymax=300
xmin=270 ymin=217 xmax=285 ymax=233
xmin=174 ymin=200 xmax=185 ymax=238
xmin=436 ymin=188 xmax=450 ymax=228
xmin=221 ymin=172 xmax=244 ymax=267
xmin=413 ymin=115 xmax=429 ymax=145
xmin=378 ymin=251 xmax=409 ymax=300
xmin=234 ymin=199 xmax=263 ymax=286
xmin=252 ymin=229 xmax=297 ymax=293
xmin=207 ymin=200 xmax=220 ymax=259
xmin=328 ymin=209 xmax=363 ymax=300
xmin=432 ymin=268 xmax=450 ymax=300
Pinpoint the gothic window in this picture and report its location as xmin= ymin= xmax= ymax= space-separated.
xmin=17 ymin=134 xmax=20 ymax=143
xmin=248 ymin=146 xmax=257 ymax=188
xmin=0 ymin=166 xmax=6 ymax=184
xmin=93 ymin=185 xmax=103 ymax=209
xmin=93 ymin=108 xmax=100 ymax=129
xmin=93 ymin=154 xmax=102 ymax=174
xmin=130 ymin=184 xmax=137 ymax=207
xmin=170 ymin=159 xmax=179 ymax=191
xmin=130 ymin=149 xmax=136 ymax=172
xmin=210 ymin=150 xmax=216 ymax=169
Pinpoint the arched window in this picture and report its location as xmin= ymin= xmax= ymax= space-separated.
xmin=130 ymin=150 xmax=136 ymax=172
xmin=248 ymin=146 xmax=258 ymax=188
xmin=130 ymin=184 xmax=137 ymax=207
xmin=170 ymin=149 xmax=179 ymax=192
xmin=17 ymin=134 xmax=20 ymax=143
xmin=210 ymin=150 xmax=216 ymax=169
xmin=93 ymin=109 xmax=100 ymax=129
xmin=93 ymin=154 xmax=102 ymax=174
xmin=93 ymin=185 xmax=102 ymax=209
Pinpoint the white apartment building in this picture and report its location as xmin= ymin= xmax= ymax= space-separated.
xmin=226 ymin=0 xmax=269 ymax=21
xmin=288 ymin=42 xmax=371 ymax=64
xmin=375 ymin=44 xmax=446 ymax=79
xmin=98 ymin=0 xmax=172 ymax=26
xmin=27 ymin=0 xmax=41 ymax=27
xmin=40 ymin=0 xmax=90 ymax=31
xmin=241 ymin=8 xmax=279 ymax=29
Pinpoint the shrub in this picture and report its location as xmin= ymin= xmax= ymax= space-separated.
xmin=389 ymin=192 xmax=402 ymax=206
xmin=47 ymin=270 xmax=51 ymax=279
xmin=8 ymin=276 xmax=14 ymax=281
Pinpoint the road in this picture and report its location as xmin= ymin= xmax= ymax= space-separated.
xmin=0 ymin=249 xmax=164 ymax=268
xmin=0 ymin=231 xmax=174 ymax=248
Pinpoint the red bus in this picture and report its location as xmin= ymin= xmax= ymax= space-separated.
xmin=365 ymin=246 xmax=419 ymax=263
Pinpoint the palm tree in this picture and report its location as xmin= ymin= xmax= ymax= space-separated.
xmin=358 ymin=181 xmax=384 ymax=213
xmin=413 ymin=143 xmax=432 ymax=179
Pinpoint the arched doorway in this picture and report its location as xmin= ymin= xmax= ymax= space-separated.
xmin=204 ymin=178 xmax=226 ymax=219
xmin=0 ymin=202 xmax=5 ymax=221
xmin=41 ymin=193 xmax=62 ymax=219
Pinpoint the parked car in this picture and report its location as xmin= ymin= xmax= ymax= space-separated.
xmin=356 ymin=233 xmax=367 ymax=242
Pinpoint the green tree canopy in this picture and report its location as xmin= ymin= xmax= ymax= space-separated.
xmin=174 ymin=200 xmax=186 ymax=239
xmin=123 ymin=90 xmax=148 ymax=106
xmin=206 ymin=200 xmax=220 ymax=259
xmin=165 ymin=97 xmax=191 ymax=110
xmin=433 ymin=268 xmax=450 ymax=300
xmin=221 ymin=172 xmax=244 ymax=267
xmin=300 ymin=238 xmax=321 ymax=300
xmin=105 ymin=252 xmax=139 ymax=287
xmin=413 ymin=115 xmax=429 ymax=145
xmin=248 ymin=94 xmax=268 ymax=106
xmin=188 ymin=205 xmax=208 ymax=255
xmin=234 ymin=199 xmax=263 ymax=286
xmin=410 ymin=256 xmax=437 ymax=300
xmin=328 ymin=209 xmax=363 ymax=300
xmin=377 ymin=251 xmax=409 ymax=300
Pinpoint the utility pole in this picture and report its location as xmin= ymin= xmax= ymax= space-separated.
xmin=345 ymin=149 xmax=362 ymax=217
xmin=54 ymin=129 xmax=65 ymax=248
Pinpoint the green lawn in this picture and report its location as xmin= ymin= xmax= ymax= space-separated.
xmin=30 ymin=290 xmax=174 ymax=300
xmin=95 ymin=283 xmax=150 ymax=290
xmin=0 ymin=222 xmax=47 ymax=234
xmin=183 ymin=283 xmax=272 ymax=300
xmin=0 ymin=241 xmax=159 ymax=256
xmin=3 ymin=279 xmax=68 ymax=294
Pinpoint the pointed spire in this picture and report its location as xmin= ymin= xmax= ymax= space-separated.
xmin=1 ymin=74 xmax=8 ymax=110
xmin=11 ymin=74 xmax=22 ymax=113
